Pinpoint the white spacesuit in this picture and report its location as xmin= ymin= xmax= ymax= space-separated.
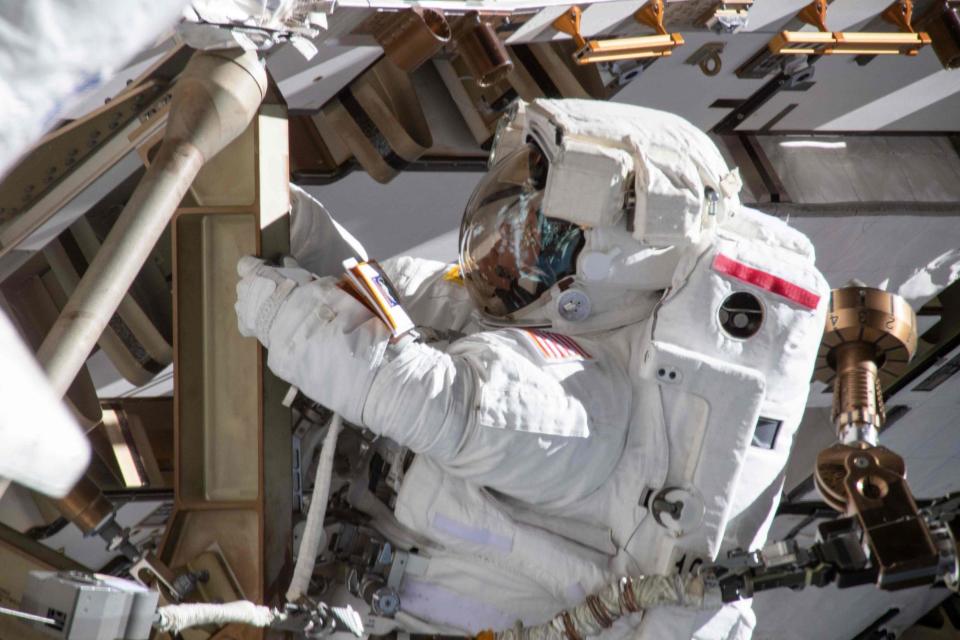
xmin=235 ymin=99 xmax=829 ymax=639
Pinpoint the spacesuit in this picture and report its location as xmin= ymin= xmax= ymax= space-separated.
xmin=235 ymin=99 xmax=829 ymax=639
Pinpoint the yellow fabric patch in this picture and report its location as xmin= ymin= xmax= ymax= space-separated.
xmin=443 ymin=264 xmax=464 ymax=286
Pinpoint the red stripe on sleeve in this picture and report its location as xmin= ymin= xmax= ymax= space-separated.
xmin=712 ymin=253 xmax=820 ymax=310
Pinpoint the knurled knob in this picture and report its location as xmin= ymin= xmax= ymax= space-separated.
xmin=814 ymin=286 xmax=917 ymax=436
xmin=815 ymin=286 xmax=917 ymax=387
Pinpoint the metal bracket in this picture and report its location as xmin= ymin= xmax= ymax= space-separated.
xmin=130 ymin=553 xmax=184 ymax=601
xmin=386 ymin=548 xmax=409 ymax=590
xmin=882 ymin=0 xmax=919 ymax=34
xmin=770 ymin=0 xmax=930 ymax=56
xmin=797 ymin=0 xmax=829 ymax=32
xmin=272 ymin=600 xmax=365 ymax=638
xmin=552 ymin=6 xmax=587 ymax=50
xmin=634 ymin=0 xmax=668 ymax=36
xmin=553 ymin=2 xmax=684 ymax=66
xmin=684 ymin=42 xmax=725 ymax=76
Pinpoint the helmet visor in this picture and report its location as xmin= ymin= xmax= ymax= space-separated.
xmin=459 ymin=145 xmax=584 ymax=318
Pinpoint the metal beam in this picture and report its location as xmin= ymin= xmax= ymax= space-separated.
xmin=36 ymin=50 xmax=267 ymax=397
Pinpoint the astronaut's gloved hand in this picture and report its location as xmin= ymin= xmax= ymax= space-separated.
xmin=235 ymin=255 xmax=315 ymax=347
xmin=235 ymin=254 xmax=392 ymax=425
xmin=267 ymin=275 xmax=396 ymax=425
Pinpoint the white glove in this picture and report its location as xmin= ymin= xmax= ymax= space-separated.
xmin=262 ymin=270 xmax=396 ymax=425
xmin=235 ymin=256 xmax=315 ymax=347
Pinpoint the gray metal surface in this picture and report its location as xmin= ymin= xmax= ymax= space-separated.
xmin=20 ymin=571 xmax=158 ymax=640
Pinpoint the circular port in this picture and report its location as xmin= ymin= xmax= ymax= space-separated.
xmin=719 ymin=291 xmax=764 ymax=339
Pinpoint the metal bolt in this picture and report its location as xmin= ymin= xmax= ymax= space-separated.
xmin=371 ymin=586 xmax=401 ymax=616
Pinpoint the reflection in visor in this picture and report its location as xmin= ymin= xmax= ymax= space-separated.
xmin=459 ymin=145 xmax=584 ymax=318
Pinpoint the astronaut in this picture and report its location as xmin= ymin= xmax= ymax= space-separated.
xmin=235 ymin=99 xmax=829 ymax=639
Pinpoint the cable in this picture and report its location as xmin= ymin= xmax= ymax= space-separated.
xmin=155 ymin=601 xmax=284 ymax=634
xmin=482 ymin=572 xmax=711 ymax=640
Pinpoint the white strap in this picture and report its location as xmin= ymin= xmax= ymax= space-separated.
xmin=719 ymin=168 xmax=742 ymax=199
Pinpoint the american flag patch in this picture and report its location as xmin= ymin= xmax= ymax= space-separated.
xmin=516 ymin=329 xmax=592 ymax=363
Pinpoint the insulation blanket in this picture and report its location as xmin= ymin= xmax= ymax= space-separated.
xmin=0 ymin=0 xmax=187 ymax=180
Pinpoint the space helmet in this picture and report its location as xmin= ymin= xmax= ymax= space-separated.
xmin=458 ymin=98 xmax=743 ymax=334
